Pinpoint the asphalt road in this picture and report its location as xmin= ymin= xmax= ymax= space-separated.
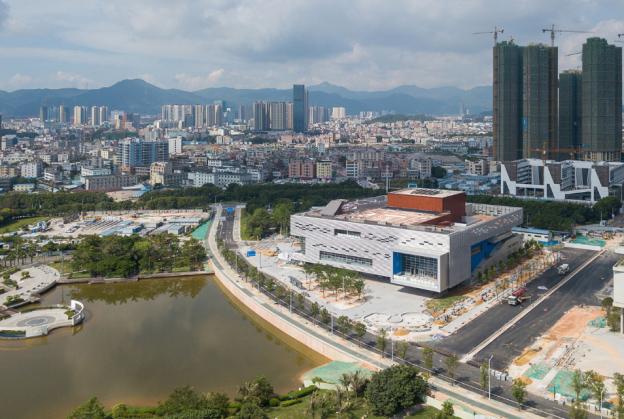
xmin=215 ymin=207 xmax=593 ymax=418
xmin=475 ymin=251 xmax=619 ymax=370
xmin=433 ymin=248 xmax=595 ymax=357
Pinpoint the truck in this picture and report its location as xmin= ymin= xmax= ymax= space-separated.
xmin=507 ymin=287 xmax=528 ymax=306
xmin=557 ymin=264 xmax=570 ymax=275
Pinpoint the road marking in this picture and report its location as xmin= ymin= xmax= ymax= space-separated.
xmin=461 ymin=249 xmax=606 ymax=363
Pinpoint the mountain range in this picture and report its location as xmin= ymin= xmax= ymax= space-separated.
xmin=0 ymin=79 xmax=492 ymax=117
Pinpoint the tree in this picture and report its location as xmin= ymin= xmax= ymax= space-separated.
xmin=571 ymin=369 xmax=586 ymax=402
xmin=68 ymin=397 xmax=107 ymax=419
xmin=365 ymin=365 xmax=428 ymax=416
xmin=614 ymin=373 xmax=624 ymax=414
xmin=397 ymin=341 xmax=409 ymax=360
xmin=156 ymin=386 xmax=208 ymax=416
xmin=441 ymin=400 xmax=455 ymax=418
xmin=237 ymin=376 xmax=274 ymax=407
xmin=511 ymin=378 xmax=527 ymax=407
xmin=423 ymin=347 xmax=434 ymax=373
xmin=376 ymin=328 xmax=388 ymax=356
xmin=444 ymin=354 xmax=458 ymax=382
xmin=585 ymin=370 xmax=605 ymax=407
xmin=354 ymin=322 xmax=366 ymax=345
xmin=480 ymin=360 xmax=489 ymax=391
xmin=310 ymin=302 xmax=320 ymax=318
xmin=336 ymin=315 xmax=352 ymax=335
xmin=569 ymin=401 xmax=588 ymax=419
xmin=237 ymin=400 xmax=268 ymax=419
xmin=320 ymin=308 xmax=331 ymax=325
xmin=353 ymin=278 xmax=365 ymax=300
xmin=272 ymin=201 xmax=293 ymax=235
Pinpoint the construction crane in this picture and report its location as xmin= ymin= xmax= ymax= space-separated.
xmin=618 ymin=34 xmax=624 ymax=38
xmin=542 ymin=24 xmax=590 ymax=47
xmin=566 ymin=51 xmax=581 ymax=56
xmin=473 ymin=26 xmax=504 ymax=45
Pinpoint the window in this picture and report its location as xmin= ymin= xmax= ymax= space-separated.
xmin=400 ymin=254 xmax=437 ymax=279
xmin=334 ymin=229 xmax=361 ymax=237
xmin=320 ymin=251 xmax=372 ymax=267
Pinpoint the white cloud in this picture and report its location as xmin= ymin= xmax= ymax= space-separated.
xmin=174 ymin=69 xmax=225 ymax=90
xmin=55 ymin=71 xmax=93 ymax=88
xmin=1 ymin=1 xmax=624 ymax=89
xmin=7 ymin=73 xmax=32 ymax=89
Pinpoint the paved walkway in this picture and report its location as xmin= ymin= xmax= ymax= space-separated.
xmin=1 ymin=265 xmax=59 ymax=307
xmin=207 ymin=205 xmax=544 ymax=419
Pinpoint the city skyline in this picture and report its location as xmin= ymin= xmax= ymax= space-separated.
xmin=0 ymin=0 xmax=624 ymax=91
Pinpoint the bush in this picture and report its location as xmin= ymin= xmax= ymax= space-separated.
xmin=280 ymin=385 xmax=317 ymax=401
xmin=269 ymin=398 xmax=280 ymax=407
xmin=280 ymin=399 xmax=302 ymax=407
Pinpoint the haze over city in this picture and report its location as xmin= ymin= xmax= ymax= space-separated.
xmin=2 ymin=2 xmax=624 ymax=419
xmin=1 ymin=0 xmax=624 ymax=91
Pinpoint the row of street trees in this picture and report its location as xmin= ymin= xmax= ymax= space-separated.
xmin=303 ymin=263 xmax=366 ymax=301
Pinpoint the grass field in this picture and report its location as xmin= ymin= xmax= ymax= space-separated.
xmin=425 ymin=295 xmax=467 ymax=315
xmin=48 ymin=260 xmax=91 ymax=279
xmin=267 ymin=393 xmax=454 ymax=419
xmin=0 ymin=217 xmax=48 ymax=234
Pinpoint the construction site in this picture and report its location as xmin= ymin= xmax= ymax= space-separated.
xmin=509 ymin=305 xmax=624 ymax=405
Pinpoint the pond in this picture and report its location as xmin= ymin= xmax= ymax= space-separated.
xmin=0 ymin=276 xmax=325 ymax=419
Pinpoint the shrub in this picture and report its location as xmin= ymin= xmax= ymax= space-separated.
xmin=281 ymin=385 xmax=317 ymax=401
xmin=280 ymin=399 xmax=302 ymax=407
xmin=269 ymin=398 xmax=280 ymax=407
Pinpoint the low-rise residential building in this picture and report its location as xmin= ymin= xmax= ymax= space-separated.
xmin=466 ymin=159 xmax=489 ymax=176
xmin=20 ymin=161 xmax=43 ymax=178
xmin=316 ymin=160 xmax=333 ymax=180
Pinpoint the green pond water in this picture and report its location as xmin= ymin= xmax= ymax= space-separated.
xmin=0 ymin=276 xmax=323 ymax=419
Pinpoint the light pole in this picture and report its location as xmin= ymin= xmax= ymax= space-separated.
xmin=488 ymin=354 xmax=493 ymax=400
xmin=599 ymin=387 xmax=605 ymax=419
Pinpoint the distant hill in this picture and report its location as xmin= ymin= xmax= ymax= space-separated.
xmin=0 ymin=79 xmax=493 ymax=117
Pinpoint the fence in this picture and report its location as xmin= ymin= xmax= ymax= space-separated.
xmin=215 ymin=238 xmax=572 ymax=419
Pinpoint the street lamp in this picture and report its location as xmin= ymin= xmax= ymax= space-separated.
xmin=599 ymin=387 xmax=605 ymax=419
xmin=488 ymin=354 xmax=493 ymax=400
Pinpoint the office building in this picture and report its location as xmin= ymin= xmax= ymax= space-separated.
xmin=293 ymin=84 xmax=308 ymax=133
xmin=493 ymin=41 xmax=524 ymax=162
xmin=500 ymin=158 xmax=624 ymax=203
xmin=522 ymin=44 xmax=558 ymax=159
xmin=290 ymin=189 xmax=523 ymax=293
xmin=581 ymin=38 xmax=622 ymax=161
xmin=558 ymin=70 xmax=582 ymax=159
xmin=117 ymin=138 xmax=169 ymax=168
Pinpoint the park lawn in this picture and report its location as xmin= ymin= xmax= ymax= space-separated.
xmin=267 ymin=392 xmax=451 ymax=419
xmin=48 ymin=261 xmax=91 ymax=279
xmin=0 ymin=216 xmax=48 ymax=234
xmin=425 ymin=294 xmax=468 ymax=315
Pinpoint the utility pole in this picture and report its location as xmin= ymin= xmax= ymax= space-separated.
xmin=488 ymin=354 xmax=493 ymax=400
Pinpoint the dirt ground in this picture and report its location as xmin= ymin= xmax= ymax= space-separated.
xmin=546 ymin=306 xmax=603 ymax=340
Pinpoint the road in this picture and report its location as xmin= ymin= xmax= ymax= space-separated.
xmin=215 ymin=207 xmax=598 ymax=418
xmin=475 ymin=251 xmax=618 ymax=370
xmin=434 ymin=248 xmax=594 ymax=358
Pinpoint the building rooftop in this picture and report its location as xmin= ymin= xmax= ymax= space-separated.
xmin=389 ymin=188 xmax=464 ymax=198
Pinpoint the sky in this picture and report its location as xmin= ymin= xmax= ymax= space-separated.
xmin=0 ymin=0 xmax=623 ymax=92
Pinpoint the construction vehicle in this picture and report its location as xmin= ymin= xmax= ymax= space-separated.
xmin=507 ymin=287 xmax=528 ymax=306
xmin=557 ymin=264 xmax=570 ymax=275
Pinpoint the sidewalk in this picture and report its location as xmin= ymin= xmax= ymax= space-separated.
xmin=206 ymin=205 xmax=546 ymax=419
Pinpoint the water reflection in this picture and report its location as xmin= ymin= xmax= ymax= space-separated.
xmin=0 ymin=277 xmax=321 ymax=419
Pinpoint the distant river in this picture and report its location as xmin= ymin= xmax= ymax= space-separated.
xmin=0 ymin=276 xmax=325 ymax=419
